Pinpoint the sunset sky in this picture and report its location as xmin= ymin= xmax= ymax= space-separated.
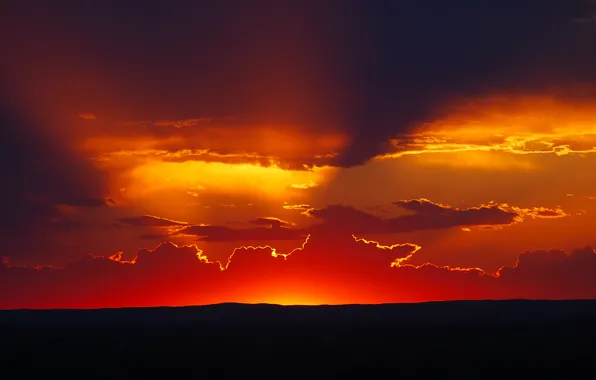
xmin=2 ymin=0 xmax=596 ymax=309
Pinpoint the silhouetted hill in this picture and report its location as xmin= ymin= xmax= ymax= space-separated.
xmin=1 ymin=300 xmax=595 ymax=374
xmin=2 ymin=299 xmax=596 ymax=326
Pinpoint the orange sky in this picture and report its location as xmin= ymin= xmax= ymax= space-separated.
xmin=2 ymin=1 xmax=596 ymax=309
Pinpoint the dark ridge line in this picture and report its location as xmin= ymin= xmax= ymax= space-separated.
xmin=3 ymin=298 xmax=591 ymax=312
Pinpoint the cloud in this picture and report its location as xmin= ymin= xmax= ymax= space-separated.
xmin=572 ymin=12 xmax=596 ymax=23
xmin=305 ymin=205 xmax=388 ymax=233
xmin=118 ymin=215 xmax=189 ymax=227
xmin=395 ymin=199 xmax=568 ymax=223
xmin=152 ymin=118 xmax=216 ymax=128
xmin=112 ymin=160 xmax=333 ymax=204
xmin=513 ymin=206 xmax=568 ymax=219
xmin=289 ymin=181 xmax=318 ymax=190
xmin=379 ymin=96 xmax=596 ymax=163
xmin=2 ymin=232 xmax=596 ymax=309
xmin=78 ymin=113 xmax=97 ymax=121
xmin=1 ymin=1 xmax=595 ymax=307
xmin=250 ymin=217 xmax=294 ymax=229
xmin=0 ymin=100 xmax=110 ymax=262
xmin=351 ymin=235 xmax=422 ymax=265
xmin=0 ymin=241 xmax=220 ymax=309
xmin=116 ymin=199 xmax=567 ymax=244
xmin=304 ymin=198 xmax=567 ymax=235
xmin=92 ymin=140 xmax=343 ymax=171
xmin=3 ymin=2 xmax=594 ymax=170
xmin=496 ymin=246 xmax=596 ymax=299
xmin=282 ymin=204 xmax=311 ymax=211
xmin=139 ymin=233 xmax=169 ymax=240
xmin=176 ymin=224 xmax=307 ymax=242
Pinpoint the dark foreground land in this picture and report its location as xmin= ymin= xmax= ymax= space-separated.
xmin=1 ymin=300 xmax=596 ymax=374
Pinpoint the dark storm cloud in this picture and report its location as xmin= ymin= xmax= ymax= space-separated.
xmin=329 ymin=0 xmax=596 ymax=166
xmin=305 ymin=200 xmax=520 ymax=235
xmin=2 ymin=0 xmax=594 ymax=166
xmin=0 ymin=99 xmax=109 ymax=241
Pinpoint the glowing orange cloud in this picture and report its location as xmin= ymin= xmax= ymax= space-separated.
xmin=219 ymin=234 xmax=311 ymax=270
xmin=82 ymin=123 xmax=348 ymax=170
xmin=113 ymin=160 xmax=335 ymax=203
xmin=377 ymin=95 xmax=596 ymax=166
xmin=351 ymin=235 xmax=421 ymax=266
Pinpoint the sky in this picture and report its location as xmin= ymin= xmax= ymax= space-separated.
xmin=2 ymin=0 xmax=596 ymax=309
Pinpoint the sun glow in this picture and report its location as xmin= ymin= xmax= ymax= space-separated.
xmin=119 ymin=160 xmax=334 ymax=200
xmin=232 ymin=287 xmax=343 ymax=306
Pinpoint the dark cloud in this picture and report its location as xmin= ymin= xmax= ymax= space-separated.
xmin=0 ymin=241 xmax=221 ymax=309
xmin=535 ymin=210 xmax=562 ymax=217
xmin=250 ymin=217 xmax=293 ymax=229
xmin=322 ymin=0 xmax=596 ymax=166
xmin=0 ymin=103 xmax=108 ymax=219
xmin=118 ymin=215 xmax=189 ymax=227
xmin=127 ymin=199 xmax=564 ymax=243
xmin=496 ymin=246 xmax=596 ymax=298
xmin=139 ymin=233 xmax=169 ymax=240
xmin=391 ymin=199 xmax=519 ymax=229
xmin=2 ymin=0 xmax=594 ymax=167
xmin=306 ymin=199 xmax=522 ymax=234
xmin=306 ymin=205 xmax=388 ymax=233
xmin=2 ymin=232 xmax=596 ymax=309
xmin=0 ymin=98 xmax=110 ymax=260
xmin=177 ymin=224 xmax=307 ymax=242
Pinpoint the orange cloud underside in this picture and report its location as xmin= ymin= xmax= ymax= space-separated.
xmin=82 ymin=125 xmax=347 ymax=165
xmin=123 ymin=161 xmax=333 ymax=200
xmin=381 ymin=96 xmax=596 ymax=164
